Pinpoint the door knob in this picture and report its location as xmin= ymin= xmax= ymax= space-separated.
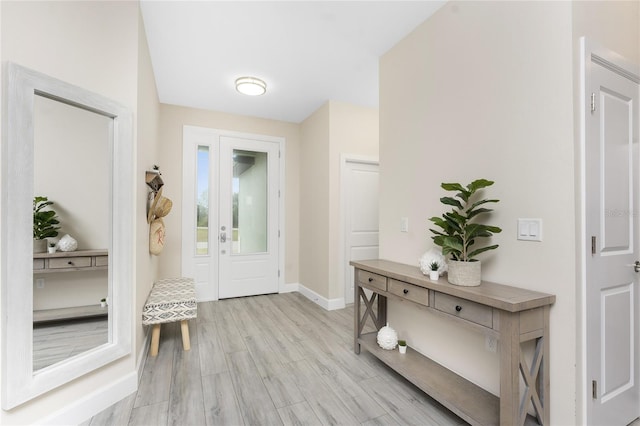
xmin=627 ymin=261 xmax=640 ymax=273
xmin=219 ymin=231 xmax=227 ymax=243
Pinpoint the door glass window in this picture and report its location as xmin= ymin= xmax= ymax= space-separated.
xmin=232 ymin=149 xmax=268 ymax=254
xmin=196 ymin=145 xmax=209 ymax=255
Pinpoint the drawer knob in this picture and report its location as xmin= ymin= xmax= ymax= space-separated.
xmin=403 ymin=289 xmax=409 ymax=294
xmin=368 ymin=277 xmax=373 ymax=282
xmin=68 ymin=261 xmax=74 ymax=265
xmin=455 ymin=305 xmax=462 ymax=312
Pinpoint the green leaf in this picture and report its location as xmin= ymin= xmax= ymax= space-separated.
xmin=468 ymin=244 xmax=499 ymax=259
xmin=441 ymin=182 xmax=470 ymax=202
xmin=466 ymin=207 xmax=493 ymax=220
xmin=440 ymin=196 xmax=463 ymax=210
xmin=441 ymin=182 xmax=466 ymax=193
xmin=467 ymin=179 xmax=494 ymax=193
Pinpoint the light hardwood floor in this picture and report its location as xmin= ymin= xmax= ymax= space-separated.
xmin=83 ymin=292 xmax=640 ymax=426
xmin=85 ymin=292 xmax=466 ymax=426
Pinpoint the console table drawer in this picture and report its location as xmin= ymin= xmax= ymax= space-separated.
xmin=357 ymin=270 xmax=387 ymax=292
xmin=434 ymin=293 xmax=493 ymax=328
xmin=389 ymin=279 xmax=429 ymax=306
xmin=33 ymin=259 xmax=45 ymax=270
xmin=49 ymin=256 xmax=92 ymax=269
xmin=95 ymin=256 xmax=108 ymax=267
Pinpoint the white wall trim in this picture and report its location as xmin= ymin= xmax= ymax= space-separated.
xmin=298 ymin=284 xmax=345 ymax=311
xmin=38 ymin=370 xmax=137 ymax=426
xmin=136 ymin=327 xmax=151 ymax=384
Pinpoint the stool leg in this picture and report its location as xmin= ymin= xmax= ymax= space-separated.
xmin=150 ymin=324 xmax=161 ymax=357
xmin=181 ymin=320 xmax=191 ymax=351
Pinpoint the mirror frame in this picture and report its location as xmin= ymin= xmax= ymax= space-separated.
xmin=1 ymin=63 xmax=133 ymax=409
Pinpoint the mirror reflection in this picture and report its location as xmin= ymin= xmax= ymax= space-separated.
xmin=32 ymin=95 xmax=110 ymax=370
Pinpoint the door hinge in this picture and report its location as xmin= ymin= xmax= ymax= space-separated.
xmin=278 ymin=230 xmax=280 ymax=238
xmin=278 ymin=190 xmax=281 ymax=198
xmin=591 ymin=236 xmax=596 ymax=255
xmin=592 ymin=380 xmax=598 ymax=399
xmin=278 ymin=269 xmax=281 ymax=277
xmin=590 ymin=93 xmax=596 ymax=113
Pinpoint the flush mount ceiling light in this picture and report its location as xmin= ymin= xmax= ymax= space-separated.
xmin=235 ymin=76 xmax=267 ymax=96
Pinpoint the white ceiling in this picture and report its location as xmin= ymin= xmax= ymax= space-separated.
xmin=140 ymin=1 xmax=446 ymax=123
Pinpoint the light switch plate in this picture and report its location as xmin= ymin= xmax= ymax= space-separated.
xmin=400 ymin=217 xmax=409 ymax=233
xmin=517 ymin=218 xmax=542 ymax=241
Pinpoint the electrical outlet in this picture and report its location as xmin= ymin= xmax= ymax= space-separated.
xmin=36 ymin=278 xmax=45 ymax=289
xmin=485 ymin=336 xmax=497 ymax=353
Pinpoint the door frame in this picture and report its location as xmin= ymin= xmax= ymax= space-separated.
xmin=578 ymin=37 xmax=640 ymax=424
xmin=339 ymin=154 xmax=379 ymax=305
xmin=181 ymin=125 xmax=286 ymax=301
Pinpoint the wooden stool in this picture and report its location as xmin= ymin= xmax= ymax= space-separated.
xmin=142 ymin=277 xmax=197 ymax=356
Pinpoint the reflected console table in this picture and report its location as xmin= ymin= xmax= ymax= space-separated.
xmin=33 ymin=249 xmax=108 ymax=322
xmin=351 ymin=259 xmax=555 ymax=426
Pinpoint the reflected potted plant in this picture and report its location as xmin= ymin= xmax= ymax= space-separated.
xmin=33 ymin=196 xmax=60 ymax=253
xmin=429 ymin=179 xmax=502 ymax=286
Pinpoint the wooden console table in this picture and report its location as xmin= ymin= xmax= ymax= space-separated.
xmin=33 ymin=249 xmax=108 ymax=322
xmin=351 ymin=259 xmax=555 ymax=426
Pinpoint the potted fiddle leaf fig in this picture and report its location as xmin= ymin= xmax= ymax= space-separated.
xmin=429 ymin=179 xmax=502 ymax=286
xmin=33 ymin=196 xmax=60 ymax=253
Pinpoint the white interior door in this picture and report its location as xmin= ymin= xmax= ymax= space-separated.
xmin=182 ymin=126 xmax=281 ymax=301
xmin=585 ymin=43 xmax=640 ymax=425
xmin=343 ymin=159 xmax=379 ymax=304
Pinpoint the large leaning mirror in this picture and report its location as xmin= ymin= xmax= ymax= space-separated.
xmin=1 ymin=63 xmax=133 ymax=409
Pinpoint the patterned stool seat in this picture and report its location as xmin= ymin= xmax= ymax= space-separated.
xmin=143 ymin=277 xmax=197 ymax=356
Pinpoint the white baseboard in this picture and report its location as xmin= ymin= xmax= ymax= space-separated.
xmin=137 ymin=327 xmax=151 ymax=384
xmin=38 ymin=330 xmax=149 ymax=425
xmin=39 ymin=370 xmax=137 ymax=426
xmin=298 ymin=284 xmax=345 ymax=311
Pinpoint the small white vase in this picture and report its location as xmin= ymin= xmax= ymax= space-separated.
xmin=100 ymin=301 xmax=107 ymax=308
xmin=429 ymin=270 xmax=439 ymax=280
xmin=398 ymin=344 xmax=407 ymax=354
xmin=47 ymin=246 xmax=56 ymax=254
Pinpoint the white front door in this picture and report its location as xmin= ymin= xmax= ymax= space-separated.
xmin=343 ymin=158 xmax=379 ymax=305
xmin=182 ymin=126 xmax=281 ymax=301
xmin=218 ymin=136 xmax=279 ymax=299
xmin=584 ymin=41 xmax=640 ymax=425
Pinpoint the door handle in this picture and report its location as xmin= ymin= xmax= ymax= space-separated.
xmin=626 ymin=261 xmax=640 ymax=273
xmin=219 ymin=232 xmax=227 ymax=243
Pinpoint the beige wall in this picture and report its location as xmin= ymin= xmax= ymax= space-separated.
xmin=157 ymin=104 xmax=301 ymax=285
xmin=328 ymin=101 xmax=378 ymax=299
xmin=1 ymin=1 xmax=149 ymax=423
xmin=136 ymin=11 xmax=161 ymax=361
xmin=299 ymin=103 xmax=331 ymax=296
xmin=379 ymin=2 xmax=576 ymax=424
xmin=300 ymin=101 xmax=379 ymax=301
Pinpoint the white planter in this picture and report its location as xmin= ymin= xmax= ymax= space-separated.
xmin=398 ymin=345 xmax=407 ymax=354
xmin=447 ymin=260 xmax=482 ymax=287
xmin=47 ymin=246 xmax=56 ymax=254
xmin=429 ymin=270 xmax=439 ymax=280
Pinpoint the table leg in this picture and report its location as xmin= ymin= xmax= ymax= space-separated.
xmin=150 ymin=324 xmax=161 ymax=357
xmin=181 ymin=320 xmax=191 ymax=351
